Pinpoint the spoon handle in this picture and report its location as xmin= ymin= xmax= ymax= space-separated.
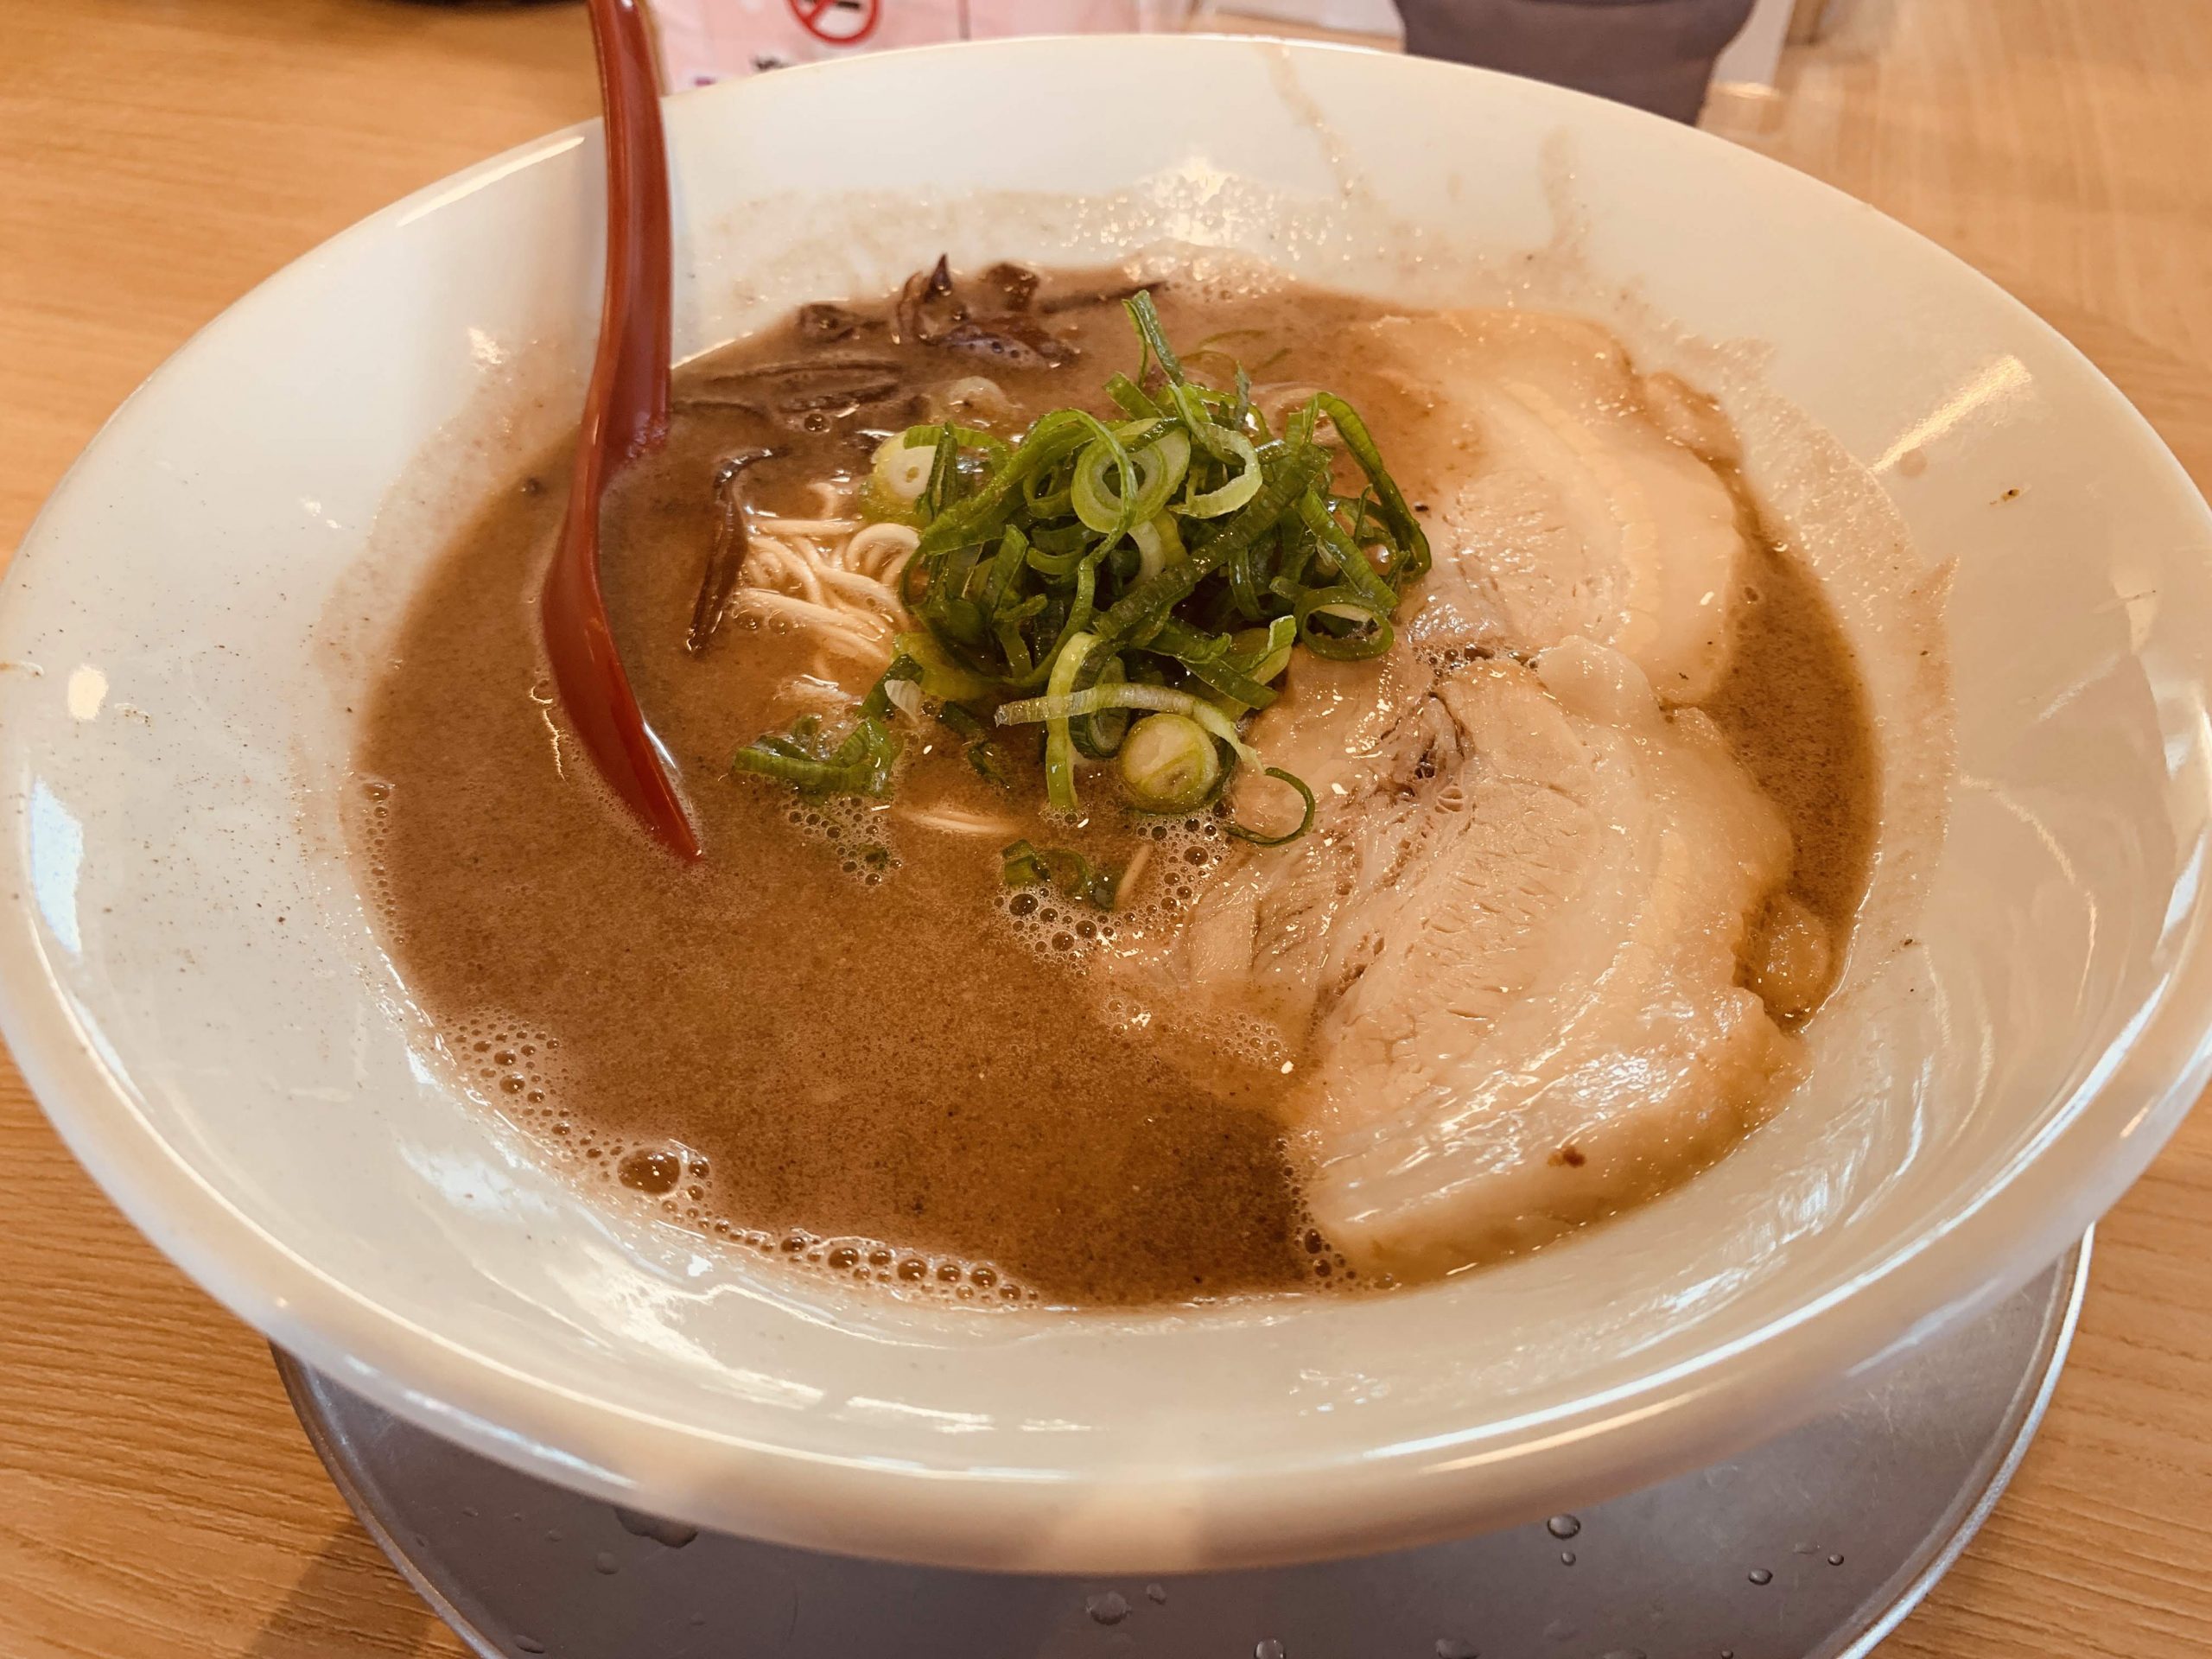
xmin=539 ymin=0 xmax=700 ymax=861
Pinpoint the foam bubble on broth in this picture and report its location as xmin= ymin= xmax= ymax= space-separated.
xmin=474 ymin=1003 xmax=1046 ymax=1305
xmin=779 ymin=791 xmax=899 ymax=887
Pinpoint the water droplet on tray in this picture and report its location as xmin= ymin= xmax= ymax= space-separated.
xmin=1545 ymin=1514 xmax=1581 ymax=1539
xmin=514 ymin=1638 xmax=546 ymax=1656
xmin=1560 ymin=1550 xmax=1576 ymax=1565
xmin=1086 ymin=1592 xmax=1129 ymax=1626
xmin=1256 ymin=1641 xmax=1287 ymax=1659
xmin=1748 ymin=1567 xmax=1774 ymax=1586
xmin=594 ymin=1550 xmax=619 ymax=1575
xmin=1145 ymin=1583 xmax=1168 ymax=1605
xmin=1828 ymin=1553 xmax=1846 ymax=1567
xmin=1435 ymin=1640 xmax=1479 ymax=1659
xmin=612 ymin=1506 xmax=698 ymax=1549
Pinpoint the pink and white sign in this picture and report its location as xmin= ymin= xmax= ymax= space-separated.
xmin=649 ymin=0 xmax=1196 ymax=88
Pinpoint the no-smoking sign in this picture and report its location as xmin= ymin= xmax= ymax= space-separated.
xmin=788 ymin=0 xmax=883 ymax=44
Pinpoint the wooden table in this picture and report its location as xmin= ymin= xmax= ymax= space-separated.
xmin=3 ymin=3 xmax=2209 ymax=1653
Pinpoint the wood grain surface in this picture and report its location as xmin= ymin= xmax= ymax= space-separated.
xmin=3 ymin=3 xmax=2209 ymax=1654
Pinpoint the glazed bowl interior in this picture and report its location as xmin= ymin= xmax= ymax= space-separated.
xmin=4 ymin=37 xmax=2211 ymax=1573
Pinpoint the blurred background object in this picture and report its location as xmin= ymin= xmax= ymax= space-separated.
xmin=650 ymin=0 xmax=1196 ymax=87
xmin=1197 ymin=0 xmax=1406 ymax=43
xmin=1789 ymin=0 xmax=1837 ymax=40
xmin=1395 ymin=0 xmax=1756 ymax=120
xmin=1712 ymin=0 xmax=1793 ymax=91
xmin=641 ymin=0 xmax=1778 ymax=122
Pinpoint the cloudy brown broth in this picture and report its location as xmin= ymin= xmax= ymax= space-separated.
xmin=353 ymin=269 xmax=1878 ymax=1307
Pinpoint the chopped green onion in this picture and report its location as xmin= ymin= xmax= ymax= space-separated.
xmin=1179 ymin=426 xmax=1261 ymax=518
xmin=997 ymin=679 xmax=1195 ymax=725
xmin=893 ymin=631 xmax=995 ymax=700
xmin=1224 ymin=766 xmax=1318 ymax=847
xmin=1118 ymin=713 xmax=1221 ymax=812
xmin=1129 ymin=511 xmax=1184 ymax=583
xmin=901 ymin=422 xmax=1013 ymax=468
xmin=914 ymin=409 xmax=1094 ymax=558
xmin=1292 ymin=584 xmax=1396 ymax=661
xmin=1092 ymin=443 xmax=1328 ymax=649
xmin=1023 ymin=538 xmax=1089 ymax=577
xmin=1125 ymin=290 xmax=1185 ymax=385
xmin=872 ymin=433 xmax=933 ymax=504
xmin=1071 ymin=651 xmax=1132 ymax=760
xmin=1308 ymin=392 xmax=1430 ymax=583
xmin=1240 ymin=615 xmax=1298 ymax=683
xmin=735 ymin=283 xmax=1413 ymax=868
xmin=1015 ymin=550 xmax=1102 ymax=689
xmin=1106 ymin=372 xmax=1159 ymax=418
xmin=919 ymin=422 xmax=961 ymax=521
xmin=976 ymin=526 xmax=1027 ymax=618
xmin=995 ymin=681 xmax=1255 ymax=765
xmin=1295 ymin=490 xmax=1399 ymax=613
xmin=1067 ymin=423 xmax=1141 ymax=543
xmin=1150 ymin=618 xmax=1281 ymax=710
xmin=1041 ymin=631 xmax=1096 ymax=810
xmin=732 ymin=709 xmax=900 ymax=798
xmin=1083 ymin=423 xmax=1192 ymax=530
xmin=1001 ymin=839 xmax=1121 ymax=911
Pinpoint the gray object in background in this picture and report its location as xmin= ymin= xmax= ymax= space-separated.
xmin=1397 ymin=0 xmax=1760 ymax=121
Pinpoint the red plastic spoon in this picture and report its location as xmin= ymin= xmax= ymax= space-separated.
xmin=540 ymin=0 xmax=702 ymax=861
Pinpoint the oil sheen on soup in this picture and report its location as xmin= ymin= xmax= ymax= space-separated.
xmin=354 ymin=264 xmax=1878 ymax=1307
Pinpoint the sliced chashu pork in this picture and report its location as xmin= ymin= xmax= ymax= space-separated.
xmin=1177 ymin=639 xmax=1797 ymax=1278
xmin=1363 ymin=310 xmax=1751 ymax=703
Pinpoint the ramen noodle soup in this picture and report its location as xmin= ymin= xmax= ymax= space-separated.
xmin=354 ymin=263 xmax=1876 ymax=1306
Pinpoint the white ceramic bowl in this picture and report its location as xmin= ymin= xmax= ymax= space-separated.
xmin=5 ymin=37 xmax=2210 ymax=1573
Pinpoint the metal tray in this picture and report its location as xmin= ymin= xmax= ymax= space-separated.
xmin=281 ymin=1235 xmax=2088 ymax=1659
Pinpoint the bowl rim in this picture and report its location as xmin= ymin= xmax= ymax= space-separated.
xmin=6 ymin=33 xmax=2212 ymax=1570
